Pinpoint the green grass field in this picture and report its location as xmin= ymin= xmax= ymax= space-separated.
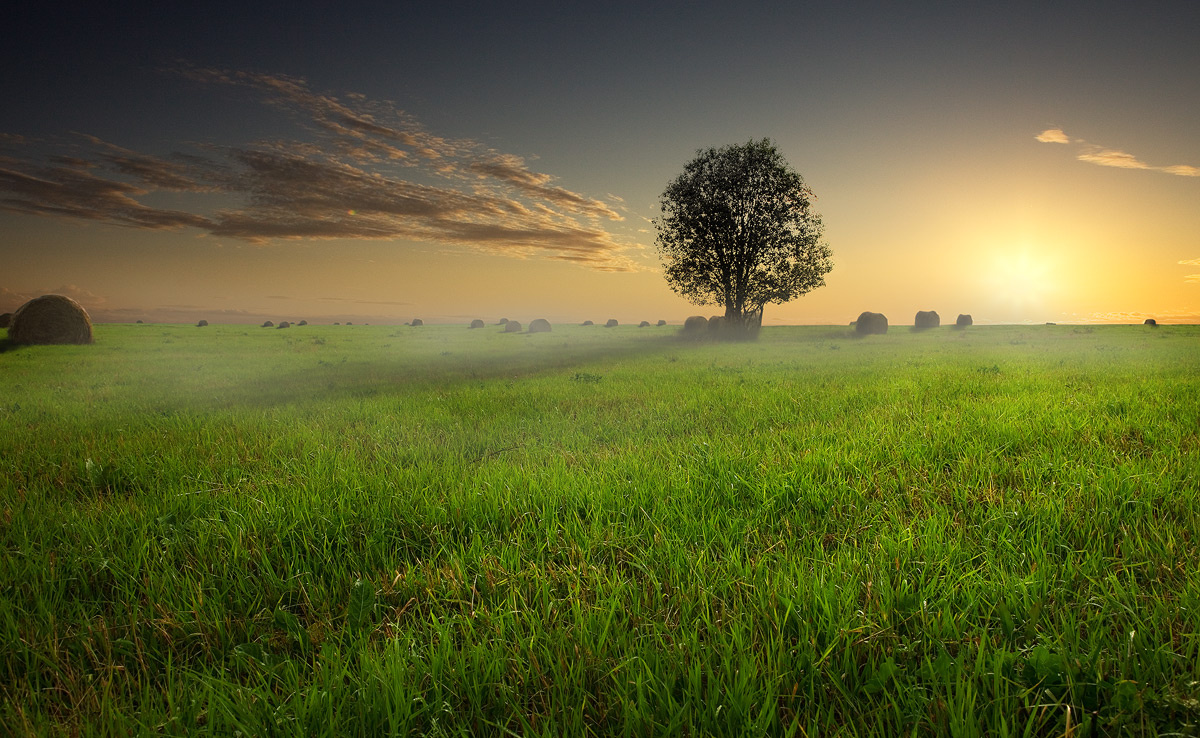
xmin=2 ymin=322 xmax=1198 ymax=736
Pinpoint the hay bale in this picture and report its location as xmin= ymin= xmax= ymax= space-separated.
xmin=657 ymin=320 xmax=666 ymax=326
xmin=298 ymin=320 xmax=308 ymax=326
xmin=504 ymin=320 xmax=522 ymax=333
xmin=334 ymin=322 xmax=340 ymax=325
xmin=708 ymin=315 xmax=725 ymax=333
xmin=197 ymin=319 xmax=208 ymax=327
xmin=529 ymin=318 xmax=552 ymax=333
xmin=262 ymin=320 xmax=274 ymax=328
xmin=0 ymin=313 xmax=11 ymax=329
xmin=855 ymin=311 xmax=888 ymax=335
xmin=346 ymin=321 xmax=353 ymax=325
xmin=1144 ymin=318 xmax=1157 ymax=327
xmin=411 ymin=318 xmax=424 ymax=327
xmin=639 ymin=320 xmax=650 ymax=327
xmin=683 ymin=315 xmax=708 ymax=332
xmin=914 ymin=310 xmax=940 ymax=330
xmin=470 ymin=319 xmax=485 ymax=329
xmin=277 ymin=321 xmax=290 ymax=329
xmin=8 ymin=294 xmax=94 ymax=345
xmin=955 ymin=314 xmax=973 ymax=327
xmin=136 ymin=319 xmax=144 ymax=324
xmin=498 ymin=318 xmax=509 ymax=325
xmin=582 ymin=320 xmax=594 ymax=326
xmin=605 ymin=319 xmax=618 ymax=327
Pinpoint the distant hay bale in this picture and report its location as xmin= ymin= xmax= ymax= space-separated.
xmin=262 ymin=320 xmax=274 ymax=328
xmin=582 ymin=320 xmax=594 ymax=326
xmin=504 ymin=320 xmax=522 ymax=333
xmin=298 ymin=320 xmax=308 ymax=326
xmin=470 ymin=319 xmax=485 ymax=329
xmin=639 ymin=320 xmax=650 ymax=327
xmin=955 ymin=313 xmax=973 ymax=327
xmin=136 ymin=319 xmax=144 ymax=324
xmin=708 ymin=315 xmax=725 ymax=333
xmin=411 ymin=318 xmax=424 ymax=327
xmin=529 ymin=318 xmax=552 ymax=333
xmin=914 ymin=310 xmax=940 ymax=330
xmin=657 ymin=320 xmax=666 ymax=326
xmin=346 ymin=321 xmax=353 ymax=325
xmin=1144 ymin=318 xmax=1157 ymax=327
xmin=0 ymin=313 xmax=11 ymax=329
xmin=277 ymin=321 xmax=290 ymax=329
xmin=498 ymin=318 xmax=509 ymax=325
xmin=683 ymin=315 xmax=708 ymax=333
xmin=8 ymin=294 xmax=94 ymax=345
xmin=197 ymin=319 xmax=208 ymax=327
xmin=855 ymin=311 xmax=888 ymax=335
xmin=334 ymin=322 xmax=340 ymax=325
xmin=605 ymin=319 xmax=618 ymax=327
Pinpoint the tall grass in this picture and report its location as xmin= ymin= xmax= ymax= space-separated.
xmin=2 ymin=323 xmax=1198 ymax=735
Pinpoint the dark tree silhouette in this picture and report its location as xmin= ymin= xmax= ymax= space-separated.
xmin=656 ymin=139 xmax=832 ymax=334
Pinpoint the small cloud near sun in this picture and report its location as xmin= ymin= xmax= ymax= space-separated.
xmin=1178 ymin=258 xmax=1200 ymax=266
xmin=1036 ymin=127 xmax=1199 ymax=178
xmin=1035 ymin=128 xmax=1070 ymax=144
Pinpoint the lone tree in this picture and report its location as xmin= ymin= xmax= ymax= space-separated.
xmin=656 ymin=139 xmax=832 ymax=333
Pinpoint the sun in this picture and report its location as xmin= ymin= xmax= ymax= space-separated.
xmin=982 ymin=247 xmax=1057 ymax=316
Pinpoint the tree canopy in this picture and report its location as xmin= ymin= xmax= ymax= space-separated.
xmin=655 ymin=139 xmax=832 ymax=332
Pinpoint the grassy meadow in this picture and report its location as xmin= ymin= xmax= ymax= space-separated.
xmin=1 ymin=321 xmax=1198 ymax=736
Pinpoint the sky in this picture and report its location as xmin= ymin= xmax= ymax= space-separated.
xmin=1 ymin=0 xmax=1198 ymax=325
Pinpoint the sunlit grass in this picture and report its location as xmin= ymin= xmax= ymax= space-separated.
xmin=2 ymin=323 xmax=1198 ymax=735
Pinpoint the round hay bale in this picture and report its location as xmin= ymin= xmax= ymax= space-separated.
xmin=298 ymin=320 xmax=308 ymax=326
xmin=197 ymin=319 xmax=208 ymax=327
xmin=683 ymin=315 xmax=708 ymax=332
xmin=346 ymin=321 xmax=353 ymax=325
xmin=135 ymin=319 xmax=144 ymax=324
xmin=582 ymin=320 xmax=594 ymax=326
xmin=504 ymin=320 xmax=522 ymax=333
xmin=470 ymin=319 xmax=485 ymax=329
xmin=8 ymin=294 xmax=93 ymax=345
xmin=277 ymin=321 xmax=290 ymax=329
xmin=955 ymin=313 xmax=973 ymax=327
xmin=333 ymin=322 xmax=341 ymax=325
xmin=708 ymin=315 xmax=726 ymax=333
xmin=529 ymin=318 xmax=552 ymax=333
xmin=411 ymin=318 xmax=424 ymax=327
xmin=639 ymin=320 xmax=650 ymax=327
xmin=855 ymin=311 xmax=888 ymax=335
xmin=0 ymin=313 xmax=11 ymax=329
xmin=498 ymin=318 xmax=509 ymax=325
xmin=656 ymin=320 xmax=666 ymax=326
xmin=1144 ymin=318 xmax=1157 ymax=327
xmin=262 ymin=320 xmax=274 ymax=328
xmin=605 ymin=319 xmax=618 ymax=327
xmin=914 ymin=310 xmax=940 ymax=330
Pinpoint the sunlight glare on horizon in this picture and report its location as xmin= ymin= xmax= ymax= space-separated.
xmin=981 ymin=245 xmax=1059 ymax=321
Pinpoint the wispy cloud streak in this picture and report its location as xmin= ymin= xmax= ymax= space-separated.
xmin=1035 ymin=128 xmax=1199 ymax=178
xmin=0 ymin=68 xmax=633 ymax=271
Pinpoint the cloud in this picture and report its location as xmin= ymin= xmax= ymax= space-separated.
xmin=1178 ymin=258 xmax=1200 ymax=266
xmin=1035 ymin=128 xmax=1070 ymax=144
xmin=0 ymin=68 xmax=635 ymax=271
xmin=1037 ymin=128 xmax=1199 ymax=178
xmin=0 ymin=284 xmax=106 ymax=311
xmin=1076 ymin=148 xmax=1149 ymax=170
